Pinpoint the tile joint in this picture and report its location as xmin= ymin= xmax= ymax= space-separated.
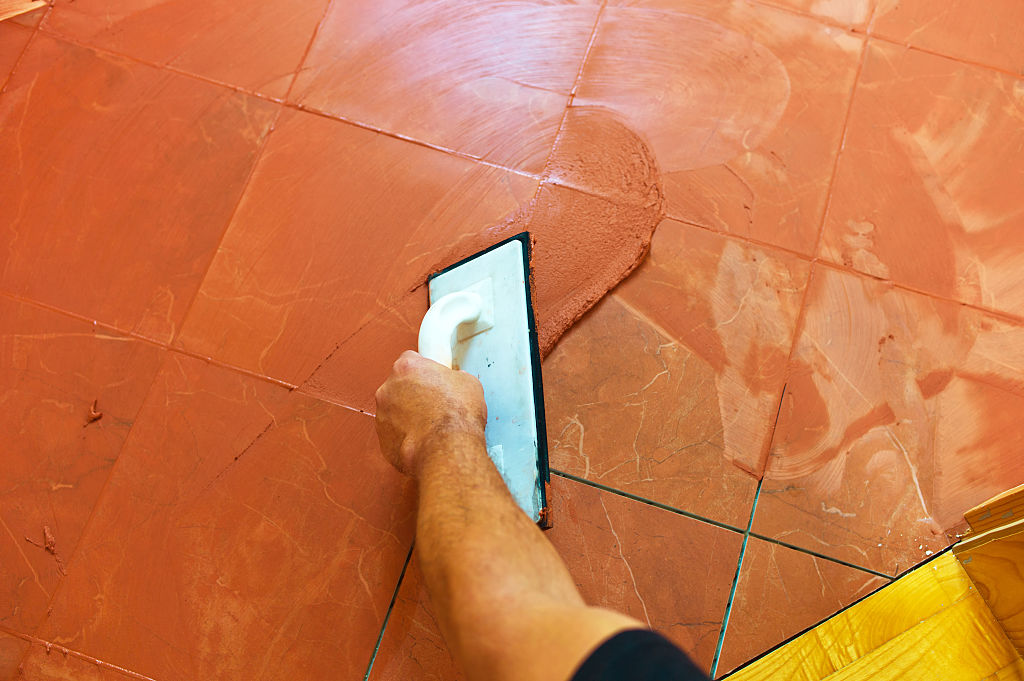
xmin=363 ymin=542 xmax=415 ymax=681
xmin=709 ymin=477 xmax=761 ymax=679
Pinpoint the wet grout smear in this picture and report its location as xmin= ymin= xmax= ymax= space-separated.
xmin=296 ymin=7 xmax=795 ymax=409
xmin=430 ymin=106 xmax=665 ymax=358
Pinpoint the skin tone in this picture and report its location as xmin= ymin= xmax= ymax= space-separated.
xmin=376 ymin=351 xmax=645 ymax=681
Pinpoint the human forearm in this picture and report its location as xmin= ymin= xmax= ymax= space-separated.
xmin=414 ymin=428 xmax=582 ymax=609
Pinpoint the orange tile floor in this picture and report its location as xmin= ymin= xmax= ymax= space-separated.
xmin=2 ymin=0 xmax=1023 ymax=679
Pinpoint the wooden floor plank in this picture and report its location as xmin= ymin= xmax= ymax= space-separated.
xmin=822 ymin=592 xmax=1017 ymax=681
xmin=957 ymin=521 xmax=1024 ymax=656
xmin=0 ymin=0 xmax=46 ymax=22
xmin=726 ymin=554 xmax=975 ymax=680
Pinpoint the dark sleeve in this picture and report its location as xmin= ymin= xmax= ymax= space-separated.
xmin=570 ymin=629 xmax=711 ymax=681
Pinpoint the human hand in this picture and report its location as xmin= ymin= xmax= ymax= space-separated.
xmin=375 ymin=350 xmax=487 ymax=477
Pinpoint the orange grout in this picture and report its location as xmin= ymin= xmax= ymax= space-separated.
xmin=813 ymin=259 xmax=1024 ymax=326
xmin=32 ymin=23 xmax=288 ymax=101
xmin=746 ymin=35 xmax=871 ymax=477
xmin=567 ymin=0 xmax=606 ymax=101
xmin=281 ymin=0 xmax=336 ymax=103
xmin=811 ymin=35 xmax=870 ymax=258
xmin=0 ymin=624 xmax=161 ymax=681
xmin=30 ymin=24 xmax=543 ymax=182
xmin=287 ymin=101 xmax=542 ymax=181
xmin=0 ymin=7 xmax=46 ymax=96
xmin=866 ymin=33 xmax=1024 ymax=79
xmin=744 ymin=0 xmax=1023 ymax=79
xmin=534 ymin=0 xmax=607 ymax=189
xmin=661 ymin=214 xmax=816 ymax=262
xmin=165 ymin=0 xmax=340 ymax=382
xmin=0 ymin=289 xmax=386 ymax=420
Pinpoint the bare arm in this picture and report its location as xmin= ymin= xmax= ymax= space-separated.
xmin=375 ymin=351 xmax=643 ymax=681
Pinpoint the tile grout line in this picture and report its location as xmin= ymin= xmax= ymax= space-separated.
xmin=709 ymin=478 xmax=761 ymax=679
xmin=738 ymin=0 xmax=867 ymax=34
xmin=531 ymin=0 xmax=606 ymax=194
xmin=755 ymin=30 xmax=869 ymax=485
xmin=11 ymin=35 xmax=1024 ymax=324
xmin=0 ymin=290 xmax=297 ymax=390
xmin=0 ymin=5 xmax=50 ymax=96
xmin=280 ymin=0 xmax=336 ymax=103
xmin=811 ymin=258 xmax=1024 ymax=326
xmin=567 ymin=0 xmax=605 ymax=101
xmin=290 ymin=102 xmax=542 ymax=181
xmin=652 ymin=213 xmax=1024 ymax=329
xmin=810 ymin=32 xmax=871 ymax=259
xmin=867 ymin=34 xmax=1024 ymax=79
xmin=0 ymin=290 xmax=383 ymax=417
xmin=551 ymin=469 xmax=747 ymax=534
xmin=0 ymin=624 xmax=161 ymax=681
xmin=739 ymin=0 xmax=1024 ymax=79
xmin=363 ymin=542 xmax=415 ymax=681
xmin=30 ymin=25 xmax=541 ymax=183
xmin=163 ymin=0 xmax=341 ymax=349
xmin=755 ymin=260 xmax=815 ymax=478
xmin=747 ymin=533 xmax=893 ymax=579
xmin=552 ymin=469 xmax=892 ymax=578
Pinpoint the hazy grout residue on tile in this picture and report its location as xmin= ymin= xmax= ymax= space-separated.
xmin=2 ymin=0 xmax=1024 ymax=678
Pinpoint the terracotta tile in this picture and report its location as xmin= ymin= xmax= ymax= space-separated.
xmin=176 ymin=106 xmax=537 ymax=392
xmin=755 ymin=267 xmax=1024 ymax=575
xmin=367 ymin=557 xmax=460 ymax=681
xmin=0 ymin=296 xmax=163 ymax=644
xmin=820 ymin=41 xmax=1024 ymax=318
xmin=11 ymin=634 xmax=142 ymax=681
xmin=610 ymin=219 xmax=806 ymax=476
xmin=370 ymin=476 xmax=743 ymax=679
xmin=0 ymin=631 xmax=30 ymax=679
xmin=549 ymin=477 xmax=741 ymax=669
xmin=545 ymin=293 xmax=757 ymax=527
xmin=0 ymin=23 xmax=32 ymax=88
xmin=0 ymin=35 xmax=277 ymax=343
xmin=563 ymin=1 xmax=862 ymax=254
xmin=289 ymin=0 xmax=600 ymax=174
xmin=872 ymin=0 xmax=1024 ymax=75
xmin=298 ymin=290 xmax=424 ymax=415
xmin=716 ymin=537 xmax=888 ymax=675
xmin=43 ymin=0 xmax=331 ymax=98
xmin=36 ymin=353 xmax=415 ymax=681
xmin=753 ymin=0 xmax=874 ymax=28
xmin=300 ymin=178 xmax=664 ymax=413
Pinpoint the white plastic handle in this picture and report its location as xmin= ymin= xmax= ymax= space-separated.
xmin=418 ymin=291 xmax=483 ymax=368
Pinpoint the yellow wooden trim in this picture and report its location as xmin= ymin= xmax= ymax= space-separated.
xmin=726 ymin=554 xmax=1014 ymax=680
xmin=0 ymin=0 xmax=45 ymax=22
xmin=965 ymin=484 xmax=1024 ymax=536
xmin=820 ymin=592 xmax=1017 ymax=680
xmin=957 ymin=522 xmax=1024 ymax=656
xmin=983 ymin=656 xmax=1024 ymax=680
xmin=727 ymin=555 xmax=969 ymax=679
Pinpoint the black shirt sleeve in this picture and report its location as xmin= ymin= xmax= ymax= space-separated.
xmin=570 ymin=629 xmax=711 ymax=681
